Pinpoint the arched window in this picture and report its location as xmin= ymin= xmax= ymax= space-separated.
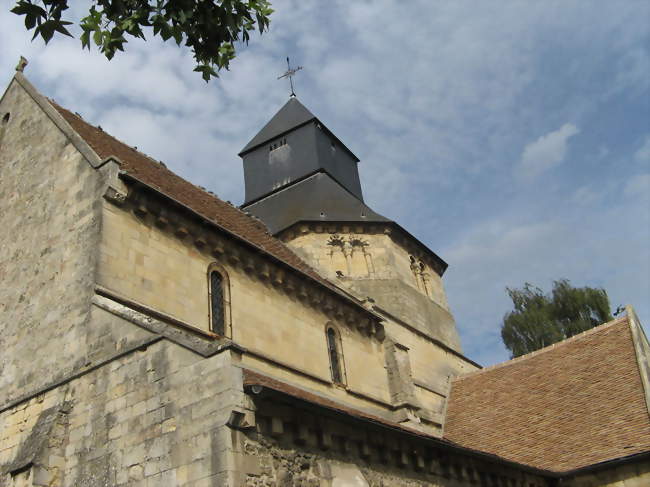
xmin=208 ymin=265 xmax=231 ymax=337
xmin=326 ymin=325 xmax=345 ymax=385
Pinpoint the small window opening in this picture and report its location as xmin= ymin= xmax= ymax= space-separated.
xmin=269 ymin=137 xmax=287 ymax=152
xmin=0 ymin=113 xmax=9 ymax=152
xmin=327 ymin=326 xmax=344 ymax=384
xmin=210 ymin=270 xmax=225 ymax=335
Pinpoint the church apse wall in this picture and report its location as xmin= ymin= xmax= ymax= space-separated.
xmin=0 ymin=80 xmax=108 ymax=403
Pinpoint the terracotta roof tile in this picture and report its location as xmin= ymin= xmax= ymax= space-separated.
xmin=444 ymin=316 xmax=650 ymax=471
xmin=51 ymin=102 xmax=330 ymax=287
xmin=242 ymin=369 xmax=556 ymax=474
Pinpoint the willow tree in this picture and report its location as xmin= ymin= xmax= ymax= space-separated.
xmin=501 ymin=279 xmax=613 ymax=358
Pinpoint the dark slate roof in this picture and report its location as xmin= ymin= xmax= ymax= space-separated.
xmin=239 ymin=97 xmax=317 ymax=155
xmin=444 ymin=315 xmax=650 ymax=472
xmin=239 ymin=97 xmax=359 ymax=162
xmin=243 ymin=171 xmax=390 ymax=234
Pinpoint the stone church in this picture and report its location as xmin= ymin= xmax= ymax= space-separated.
xmin=1 ymin=63 xmax=649 ymax=487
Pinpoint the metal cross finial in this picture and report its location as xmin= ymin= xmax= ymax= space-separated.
xmin=277 ymin=57 xmax=302 ymax=97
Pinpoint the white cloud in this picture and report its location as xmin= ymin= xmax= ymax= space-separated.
xmin=624 ymin=173 xmax=650 ymax=197
xmin=635 ymin=135 xmax=650 ymax=164
xmin=516 ymin=124 xmax=580 ymax=182
xmin=572 ymin=186 xmax=600 ymax=206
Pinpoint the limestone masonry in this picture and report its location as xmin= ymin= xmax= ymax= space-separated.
xmin=1 ymin=66 xmax=649 ymax=486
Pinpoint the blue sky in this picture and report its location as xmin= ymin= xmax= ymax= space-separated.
xmin=2 ymin=0 xmax=648 ymax=366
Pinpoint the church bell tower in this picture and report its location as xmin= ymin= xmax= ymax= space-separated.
xmin=239 ymin=98 xmax=462 ymax=353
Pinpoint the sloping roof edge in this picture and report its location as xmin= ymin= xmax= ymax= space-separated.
xmin=627 ymin=305 xmax=650 ymax=418
xmin=10 ymin=72 xmax=104 ymax=169
xmin=241 ymin=368 xmax=556 ymax=477
xmin=452 ymin=314 xmax=631 ymax=382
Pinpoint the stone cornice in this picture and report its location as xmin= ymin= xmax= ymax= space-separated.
xmin=278 ymin=221 xmax=448 ymax=277
xmin=242 ymin=368 xmax=555 ymax=484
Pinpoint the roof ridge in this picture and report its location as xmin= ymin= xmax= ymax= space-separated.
xmin=49 ymin=100 xmax=170 ymax=169
xmin=453 ymin=315 xmax=630 ymax=381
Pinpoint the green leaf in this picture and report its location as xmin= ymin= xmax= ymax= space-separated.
xmin=25 ymin=13 xmax=37 ymax=29
xmin=80 ymin=30 xmax=90 ymax=49
xmin=54 ymin=21 xmax=73 ymax=37
xmin=39 ymin=19 xmax=56 ymax=43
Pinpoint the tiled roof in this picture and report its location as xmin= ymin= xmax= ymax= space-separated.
xmin=444 ymin=316 xmax=650 ymax=472
xmin=241 ymin=368 xmax=554 ymax=474
xmin=51 ymin=102 xmax=333 ymax=289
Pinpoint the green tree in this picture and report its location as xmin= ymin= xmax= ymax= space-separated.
xmin=501 ymin=279 xmax=614 ymax=358
xmin=10 ymin=0 xmax=273 ymax=81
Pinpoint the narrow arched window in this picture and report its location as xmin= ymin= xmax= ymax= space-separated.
xmin=326 ymin=326 xmax=345 ymax=384
xmin=208 ymin=264 xmax=230 ymax=336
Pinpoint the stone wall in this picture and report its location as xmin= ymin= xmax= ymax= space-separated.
xmin=0 ymin=79 xmax=108 ymax=403
xmin=1 ymin=335 xmax=245 ymax=486
xmin=99 ymin=192 xmax=427 ymax=430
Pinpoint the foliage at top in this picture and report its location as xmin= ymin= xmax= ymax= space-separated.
xmin=11 ymin=0 xmax=274 ymax=81
xmin=501 ymin=279 xmax=614 ymax=358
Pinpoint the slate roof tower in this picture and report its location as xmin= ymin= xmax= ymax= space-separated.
xmin=239 ymin=97 xmax=389 ymax=234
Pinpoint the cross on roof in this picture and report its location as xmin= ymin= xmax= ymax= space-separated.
xmin=277 ymin=57 xmax=303 ymax=97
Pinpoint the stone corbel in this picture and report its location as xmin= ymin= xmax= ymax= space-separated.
xmin=227 ymin=247 xmax=241 ymax=264
xmin=269 ymin=416 xmax=284 ymax=437
xmin=243 ymin=255 xmax=256 ymax=273
xmin=103 ymin=185 xmax=127 ymax=206
xmin=174 ymin=226 xmax=189 ymax=238
xmin=194 ymin=236 xmax=207 ymax=249
xmin=258 ymin=262 xmax=271 ymax=280
xmin=226 ymin=409 xmax=256 ymax=430
xmin=294 ymin=422 xmax=310 ymax=445
xmin=272 ymin=269 xmax=285 ymax=286
xmin=317 ymin=426 xmax=333 ymax=450
xmin=284 ymin=277 xmax=296 ymax=293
